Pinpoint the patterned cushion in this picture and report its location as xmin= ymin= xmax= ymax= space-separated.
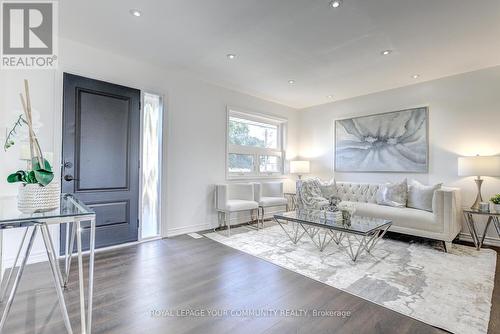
xmin=376 ymin=179 xmax=408 ymax=208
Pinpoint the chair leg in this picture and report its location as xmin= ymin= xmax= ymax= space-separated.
xmin=261 ymin=207 xmax=265 ymax=229
xmin=255 ymin=209 xmax=259 ymax=230
xmin=226 ymin=211 xmax=231 ymax=237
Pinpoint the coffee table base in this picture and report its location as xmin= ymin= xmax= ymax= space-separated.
xmin=274 ymin=218 xmax=391 ymax=262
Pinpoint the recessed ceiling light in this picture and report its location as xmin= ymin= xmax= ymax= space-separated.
xmin=329 ymin=0 xmax=343 ymax=8
xmin=327 ymin=95 xmax=334 ymax=99
xmin=129 ymin=9 xmax=142 ymax=17
xmin=381 ymin=50 xmax=392 ymax=55
xmin=288 ymin=80 xmax=295 ymax=84
xmin=226 ymin=54 xmax=236 ymax=60
xmin=412 ymin=74 xmax=420 ymax=79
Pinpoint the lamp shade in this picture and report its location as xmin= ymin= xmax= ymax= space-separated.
xmin=290 ymin=160 xmax=310 ymax=174
xmin=458 ymin=156 xmax=500 ymax=177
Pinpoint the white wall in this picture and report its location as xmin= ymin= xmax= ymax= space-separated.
xmin=298 ymin=66 xmax=500 ymax=244
xmin=0 ymin=38 xmax=299 ymax=268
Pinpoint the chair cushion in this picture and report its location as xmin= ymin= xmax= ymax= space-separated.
xmin=259 ymin=196 xmax=287 ymax=207
xmin=226 ymin=200 xmax=258 ymax=212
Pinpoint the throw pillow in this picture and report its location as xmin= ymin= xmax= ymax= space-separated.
xmin=376 ymin=179 xmax=408 ymax=208
xmin=318 ymin=178 xmax=337 ymax=199
xmin=407 ymin=180 xmax=442 ymax=212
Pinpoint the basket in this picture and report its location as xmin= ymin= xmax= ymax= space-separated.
xmin=18 ymin=182 xmax=60 ymax=214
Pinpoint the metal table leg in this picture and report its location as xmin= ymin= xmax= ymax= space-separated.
xmin=0 ymin=226 xmax=37 ymax=332
xmin=274 ymin=218 xmax=306 ymax=244
xmin=44 ymin=224 xmax=65 ymax=287
xmin=0 ymin=227 xmax=29 ymax=302
xmin=76 ymin=221 xmax=87 ymax=334
xmin=64 ymin=221 xmax=77 ymax=287
xmin=479 ymin=217 xmax=493 ymax=248
xmin=87 ymin=218 xmax=96 ymax=333
xmin=301 ymin=225 xmax=334 ymax=251
xmin=494 ymin=216 xmax=500 ymax=237
xmin=40 ymin=224 xmax=73 ymax=334
xmin=464 ymin=213 xmax=480 ymax=249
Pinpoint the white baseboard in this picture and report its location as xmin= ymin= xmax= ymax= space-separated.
xmin=459 ymin=232 xmax=500 ymax=247
xmin=2 ymin=250 xmax=49 ymax=271
xmin=165 ymin=223 xmax=211 ymax=237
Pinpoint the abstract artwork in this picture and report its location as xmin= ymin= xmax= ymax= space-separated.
xmin=335 ymin=107 xmax=428 ymax=172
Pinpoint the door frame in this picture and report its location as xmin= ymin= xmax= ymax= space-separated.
xmin=53 ymin=71 xmax=168 ymax=254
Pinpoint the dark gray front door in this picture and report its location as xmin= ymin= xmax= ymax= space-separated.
xmin=61 ymin=73 xmax=140 ymax=251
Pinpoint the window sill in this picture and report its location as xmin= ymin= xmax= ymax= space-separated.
xmin=227 ymin=175 xmax=287 ymax=181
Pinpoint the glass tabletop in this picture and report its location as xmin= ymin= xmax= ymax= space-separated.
xmin=463 ymin=208 xmax=500 ymax=216
xmin=274 ymin=209 xmax=392 ymax=235
xmin=0 ymin=193 xmax=94 ymax=225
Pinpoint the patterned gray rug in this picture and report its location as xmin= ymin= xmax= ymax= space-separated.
xmin=205 ymin=224 xmax=497 ymax=334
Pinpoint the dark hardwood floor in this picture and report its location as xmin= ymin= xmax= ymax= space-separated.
xmin=1 ymin=233 xmax=497 ymax=334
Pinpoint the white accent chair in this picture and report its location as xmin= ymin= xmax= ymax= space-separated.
xmin=254 ymin=182 xmax=288 ymax=227
xmin=215 ymin=183 xmax=259 ymax=236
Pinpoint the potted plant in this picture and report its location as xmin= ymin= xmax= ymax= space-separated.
xmin=4 ymin=80 xmax=59 ymax=213
xmin=491 ymin=194 xmax=500 ymax=212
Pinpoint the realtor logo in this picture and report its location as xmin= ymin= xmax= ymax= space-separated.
xmin=1 ymin=1 xmax=58 ymax=69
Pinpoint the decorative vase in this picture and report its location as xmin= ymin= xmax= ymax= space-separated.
xmin=17 ymin=182 xmax=60 ymax=214
xmin=494 ymin=204 xmax=500 ymax=213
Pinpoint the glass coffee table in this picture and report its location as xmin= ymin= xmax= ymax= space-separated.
xmin=274 ymin=209 xmax=392 ymax=262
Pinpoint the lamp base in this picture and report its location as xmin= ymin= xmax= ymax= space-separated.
xmin=470 ymin=178 xmax=483 ymax=211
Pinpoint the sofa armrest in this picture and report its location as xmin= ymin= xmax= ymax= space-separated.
xmin=215 ymin=184 xmax=228 ymax=211
xmin=433 ymin=187 xmax=462 ymax=241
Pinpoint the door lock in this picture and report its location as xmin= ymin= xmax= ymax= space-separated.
xmin=63 ymin=175 xmax=79 ymax=182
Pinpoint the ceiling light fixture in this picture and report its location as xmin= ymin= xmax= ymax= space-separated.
xmin=412 ymin=74 xmax=420 ymax=79
xmin=381 ymin=50 xmax=392 ymax=55
xmin=129 ymin=9 xmax=142 ymax=17
xmin=327 ymin=95 xmax=333 ymax=99
xmin=288 ymin=80 xmax=296 ymax=84
xmin=226 ymin=54 xmax=236 ymax=60
xmin=329 ymin=0 xmax=343 ymax=8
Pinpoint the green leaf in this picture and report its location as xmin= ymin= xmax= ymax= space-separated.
xmin=34 ymin=169 xmax=54 ymax=186
xmin=29 ymin=157 xmax=54 ymax=185
xmin=7 ymin=171 xmax=25 ymax=183
xmin=32 ymin=157 xmax=53 ymax=173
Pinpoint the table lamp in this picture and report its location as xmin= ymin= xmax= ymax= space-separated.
xmin=458 ymin=155 xmax=500 ymax=210
xmin=290 ymin=160 xmax=310 ymax=180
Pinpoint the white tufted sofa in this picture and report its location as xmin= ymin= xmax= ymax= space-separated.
xmin=297 ymin=180 xmax=462 ymax=251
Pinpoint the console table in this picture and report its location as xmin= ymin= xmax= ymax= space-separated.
xmin=463 ymin=208 xmax=500 ymax=250
xmin=0 ymin=194 xmax=96 ymax=334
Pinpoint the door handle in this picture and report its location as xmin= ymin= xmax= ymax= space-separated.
xmin=63 ymin=175 xmax=79 ymax=182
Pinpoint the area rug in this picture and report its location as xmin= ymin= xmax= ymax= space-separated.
xmin=205 ymin=225 xmax=497 ymax=334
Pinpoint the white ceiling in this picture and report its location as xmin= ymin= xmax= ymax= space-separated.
xmin=60 ymin=0 xmax=500 ymax=109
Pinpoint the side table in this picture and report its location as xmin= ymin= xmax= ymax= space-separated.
xmin=284 ymin=192 xmax=297 ymax=211
xmin=463 ymin=208 xmax=500 ymax=250
xmin=0 ymin=194 xmax=96 ymax=334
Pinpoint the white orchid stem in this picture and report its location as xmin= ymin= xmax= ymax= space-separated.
xmin=20 ymin=80 xmax=45 ymax=169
